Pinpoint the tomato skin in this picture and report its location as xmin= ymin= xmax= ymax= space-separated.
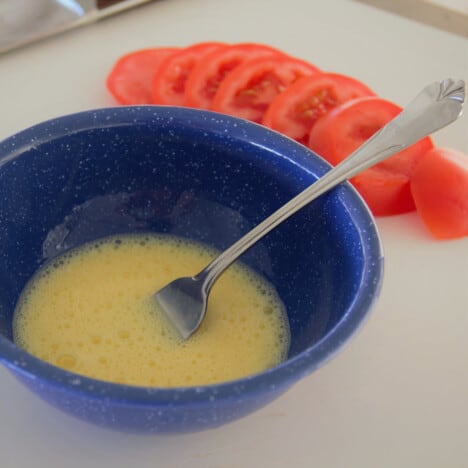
xmin=211 ymin=56 xmax=320 ymax=123
xmin=308 ymin=97 xmax=434 ymax=216
xmin=106 ymin=47 xmax=179 ymax=105
xmin=262 ymin=73 xmax=375 ymax=145
xmin=351 ymin=168 xmax=417 ymax=215
xmin=150 ymin=42 xmax=226 ymax=106
xmin=411 ymin=148 xmax=468 ymax=239
xmin=183 ymin=43 xmax=285 ymax=109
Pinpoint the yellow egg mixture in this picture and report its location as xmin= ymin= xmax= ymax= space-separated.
xmin=13 ymin=234 xmax=289 ymax=387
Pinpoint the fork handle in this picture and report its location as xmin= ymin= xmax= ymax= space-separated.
xmin=197 ymin=78 xmax=465 ymax=290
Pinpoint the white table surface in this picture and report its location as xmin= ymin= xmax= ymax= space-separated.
xmin=0 ymin=1 xmax=467 ymax=467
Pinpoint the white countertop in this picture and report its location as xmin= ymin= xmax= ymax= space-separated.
xmin=0 ymin=1 xmax=467 ymax=467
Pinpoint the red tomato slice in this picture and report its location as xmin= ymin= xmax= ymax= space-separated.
xmin=411 ymin=147 xmax=468 ymax=239
xmin=308 ymin=97 xmax=434 ymax=216
xmin=106 ymin=47 xmax=179 ymax=105
xmin=211 ymin=56 xmax=320 ymax=123
xmin=262 ymin=73 xmax=375 ymax=145
xmin=150 ymin=41 xmax=226 ymax=106
xmin=183 ymin=43 xmax=285 ymax=109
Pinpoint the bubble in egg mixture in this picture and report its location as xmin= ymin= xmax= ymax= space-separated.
xmin=13 ymin=234 xmax=290 ymax=387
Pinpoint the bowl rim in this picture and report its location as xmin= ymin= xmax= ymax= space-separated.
xmin=0 ymin=106 xmax=384 ymax=404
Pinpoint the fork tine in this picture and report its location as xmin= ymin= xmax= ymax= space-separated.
xmin=153 ymin=276 xmax=208 ymax=340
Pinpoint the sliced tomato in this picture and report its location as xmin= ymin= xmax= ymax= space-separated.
xmin=308 ymin=97 xmax=434 ymax=216
xmin=262 ymin=73 xmax=375 ymax=145
xmin=211 ymin=56 xmax=320 ymax=123
xmin=411 ymin=148 xmax=468 ymax=239
xmin=150 ymin=42 xmax=226 ymax=106
xmin=106 ymin=47 xmax=179 ymax=105
xmin=183 ymin=43 xmax=285 ymax=109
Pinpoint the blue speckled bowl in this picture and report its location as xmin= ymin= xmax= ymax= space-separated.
xmin=0 ymin=107 xmax=383 ymax=434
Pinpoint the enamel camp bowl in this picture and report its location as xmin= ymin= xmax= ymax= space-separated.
xmin=0 ymin=107 xmax=383 ymax=434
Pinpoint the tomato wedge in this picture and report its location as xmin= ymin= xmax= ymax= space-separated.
xmin=211 ymin=56 xmax=320 ymax=123
xmin=106 ymin=47 xmax=179 ymax=105
xmin=262 ymin=73 xmax=375 ymax=145
xmin=150 ymin=42 xmax=226 ymax=106
xmin=308 ymin=97 xmax=434 ymax=216
xmin=183 ymin=43 xmax=285 ymax=109
xmin=411 ymin=147 xmax=468 ymax=239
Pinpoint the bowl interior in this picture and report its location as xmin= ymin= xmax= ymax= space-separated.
xmin=0 ymin=107 xmax=378 ymax=365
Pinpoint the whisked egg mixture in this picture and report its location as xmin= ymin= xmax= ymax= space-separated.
xmin=13 ymin=234 xmax=290 ymax=387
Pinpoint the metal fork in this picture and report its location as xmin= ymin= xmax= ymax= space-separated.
xmin=153 ymin=78 xmax=465 ymax=340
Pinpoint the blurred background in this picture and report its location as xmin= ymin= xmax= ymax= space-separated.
xmin=1 ymin=0 xmax=467 ymax=56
